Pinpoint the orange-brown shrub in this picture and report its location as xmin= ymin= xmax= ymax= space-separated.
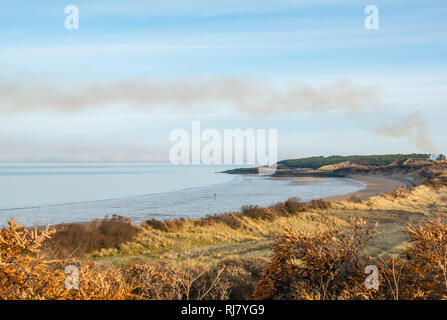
xmin=253 ymin=219 xmax=376 ymax=300
xmin=241 ymin=205 xmax=276 ymax=220
xmin=64 ymin=259 xmax=134 ymax=300
xmin=308 ymin=199 xmax=332 ymax=210
xmin=124 ymin=262 xmax=229 ymax=300
xmin=0 ymin=219 xmax=68 ymax=299
xmin=123 ymin=257 xmax=268 ymax=300
xmin=389 ymin=216 xmax=447 ymax=299
xmin=217 ymin=257 xmax=269 ymax=299
xmin=270 ymin=198 xmax=330 ymax=215
xmin=0 ymin=219 xmax=134 ymax=300
xmin=364 ymin=216 xmax=447 ymax=300
xmin=253 ymin=214 xmax=447 ymax=300
xmin=284 ymin=197 xmax=307 ymax=213
xmin=348 ymin=195 xmax=362 ymax=203
xmin=44 ymin=215 xmax=139 ymax=257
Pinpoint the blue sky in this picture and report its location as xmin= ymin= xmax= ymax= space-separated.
xmin=0 ymin=0 xmax=446 ymax=162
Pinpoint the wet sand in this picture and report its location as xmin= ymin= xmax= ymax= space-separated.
xmin=266 ymin=176 xmax=329 ymax=184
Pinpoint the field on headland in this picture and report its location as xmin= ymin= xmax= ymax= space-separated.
xmin=2 ymin=155 xmax=447 ymax=299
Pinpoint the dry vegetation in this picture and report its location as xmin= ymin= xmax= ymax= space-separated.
xmin=0 ymin=219 xmax=133 ymax=299
xmin=254 ymin=214 xmax=447 ymax=300
xmin=43 ymin=215 xmax=139 ymax=257
xmin=2 ymin=159 xmax=447 ymax=300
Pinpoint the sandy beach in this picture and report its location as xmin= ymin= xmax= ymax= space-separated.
xmin=268 ymin=174 xmax=418 ymax=202
xmin=324 ymin=175 xmax=416 ymax=201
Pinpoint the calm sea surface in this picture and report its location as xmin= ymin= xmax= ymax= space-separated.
xmin=0 ymin=163 xmax=365 ymax=226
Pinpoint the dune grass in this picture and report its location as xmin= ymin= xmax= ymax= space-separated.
xmin=78 ymin=185 xmax=447 ymax=269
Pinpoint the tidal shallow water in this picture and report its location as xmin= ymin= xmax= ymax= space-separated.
xmin=0 ymin=163 xmax=365 ymax=226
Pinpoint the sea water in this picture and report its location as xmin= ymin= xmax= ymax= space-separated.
xmin=0 ymin=163 xmax=365 ymax=226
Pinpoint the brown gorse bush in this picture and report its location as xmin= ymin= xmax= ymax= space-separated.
xmin=123 ymin=256 xmax=269 ymax=300
xmin=0 ymin=219 xmax=133 ymax=300
xmin=65 ymin=259 xmax=134 ymax=300
xmin=348 ymin=195 xmax=362 ymax=203
xmin=308 ymin=199 xmax=332 ymax=210
xmin=386 ymin=216 xmax=447 ymax=299
xmin=124 ymin=262 xmax=229 ymax=300
xmin=241 ymin=205 xmax=276 ymax=220
xmin=217 ymin=257 xmax=269 ymax=299
xmin=253 ymin=213 xmax=447 ymax=300
xmin=0 ymin=219 xmax=68 ymax=299
xmin=367 ymin=216 xmax=447 ymax=300
xmin=253 ymin=219 xmax=376 ymax=300
xmin=284 ymin=197 xmax=307 ymax=214
xmin=44 ymin=215 xmax=139 ymax=258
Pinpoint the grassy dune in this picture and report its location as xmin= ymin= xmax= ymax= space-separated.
xmin=82 ymin=184 xmax=446 ymax=268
